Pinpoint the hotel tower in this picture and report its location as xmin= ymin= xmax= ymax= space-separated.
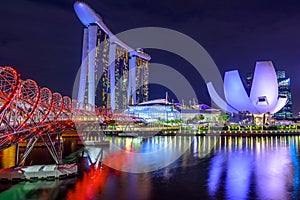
xmin=74 ymin=1 xmax=150 ymax=110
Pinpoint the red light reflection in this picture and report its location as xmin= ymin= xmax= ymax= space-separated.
xmin=67 ymin=166 xmax=108 ymax=200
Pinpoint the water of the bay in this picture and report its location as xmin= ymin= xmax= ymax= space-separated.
xmin=0 ymin=135 xmax=299 ymax=200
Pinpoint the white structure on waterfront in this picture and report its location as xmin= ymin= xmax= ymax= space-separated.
xmin=125 ymin=99 xmax=181 ymax=122
xmin=207 ymin=61 xmax=288 ymax=115
xmin=74 ymin=1 xmax=150 ymax=109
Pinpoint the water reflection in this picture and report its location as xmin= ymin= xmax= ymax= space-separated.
xmin=0 ymin=138 xmax=79 ymax=168
xmin=102 ymin=136 xmax=195 ymax=173
xmin=0 ymin=179 xmax=76 ymax=200
xmin=226 ymin=148 xmax=251 ymax=200
xmin=1 ymin=136 xmax=300 ymax=200
xmin=291 ymin=139 xmax=300 ymax=200
xmin=207 ymin=153 xmax=225 ymax=196
xmin=67 ymin=165 xmax=108 ymax=200
xmin=207 ymin=136 xmax=300 ymax=200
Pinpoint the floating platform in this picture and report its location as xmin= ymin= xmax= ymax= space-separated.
xmin=0 ymin=164 xmax=77 ymax=181
xmin=117 ymin=133 xmax=139 ymax=138
xmin=83 ymin=140 xmax=110 ymax=146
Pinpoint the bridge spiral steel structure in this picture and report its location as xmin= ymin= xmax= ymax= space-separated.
xmin=0 ymin=66 xmax=108 ymax=165
xmin=0 ymin=66 xmax=139 ymax=167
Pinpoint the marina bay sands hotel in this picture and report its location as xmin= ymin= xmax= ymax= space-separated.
xmin=74 ymin=1 xmax=151 ymax=110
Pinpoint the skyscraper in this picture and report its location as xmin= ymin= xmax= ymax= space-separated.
xmin=274 ymin=71 xmax=293 ymax=119
xmin=74 ymin=2 xmax=150 ymax=110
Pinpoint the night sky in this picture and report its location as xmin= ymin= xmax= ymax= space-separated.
xmin=1 ymin=0 xmax=300 ymax=115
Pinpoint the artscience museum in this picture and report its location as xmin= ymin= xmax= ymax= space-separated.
xmin=207 ymin=61 xmax=288 ymax=116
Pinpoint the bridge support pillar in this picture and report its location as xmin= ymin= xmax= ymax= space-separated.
xmin=57 ymin=131 xmax=63 ymax=164
xmin=17 ymin=136 xmax=39 ymax=167
xmin=15 ymin=143 xmax=19 ymax=166
xmin=41 ymin=132 xmax=63 ymax=165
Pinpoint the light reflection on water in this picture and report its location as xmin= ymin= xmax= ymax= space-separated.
xmin=0 ymin=136 xmax=300 ymax=199
xmin=207 ymin=136 xmax=300 ymax=200
xmin=101 ymin=136 xmax=195 ymax=173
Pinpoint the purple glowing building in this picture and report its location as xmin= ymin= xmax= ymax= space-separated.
xmin=207 ymin=61 xmax=288 ymax=115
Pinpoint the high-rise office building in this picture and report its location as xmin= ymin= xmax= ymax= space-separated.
xmin=246 ymin=70 xmax=293 ymax=118
xmin=274 ymin=71 xmax=293 ymax=119
xmin=74 ymin=2 xmax=150 ymax=110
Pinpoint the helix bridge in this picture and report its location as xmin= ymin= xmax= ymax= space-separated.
xmin=0 ymin=66 xmax=123 ymax=166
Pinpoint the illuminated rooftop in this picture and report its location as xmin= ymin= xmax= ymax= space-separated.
xmin=74 ymin=1 xmax=151 ymax=61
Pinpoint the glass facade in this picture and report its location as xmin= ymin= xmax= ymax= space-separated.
xmin=135 ymin=56 xmax=149 ymax=104
xmin=274 ymin=76 xmax=293 ymax=119
xmin=94 ymin=27 xmax=110 ymax=108
xmin=114 ymin=45 xmax=129 ymax=110
xmin=126 ymin=105 xmax=180 ymax=122
xmin=80 ymin=25 xmax=150 ymax=109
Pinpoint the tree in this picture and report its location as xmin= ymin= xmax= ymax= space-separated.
xmin=197 ymin=114 xmax=205 ymax=121
xmin=218 ymin=113 xmax=230 ymax=126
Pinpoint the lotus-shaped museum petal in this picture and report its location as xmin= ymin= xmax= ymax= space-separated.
xmin=207 ymin=61 xmax=288 ymax=114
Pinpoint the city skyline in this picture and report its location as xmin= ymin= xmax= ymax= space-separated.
xmin=1 ymin=0 xmax=300 ymax=115
xmin=1 ymin=1 xmax=300 ymax=198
